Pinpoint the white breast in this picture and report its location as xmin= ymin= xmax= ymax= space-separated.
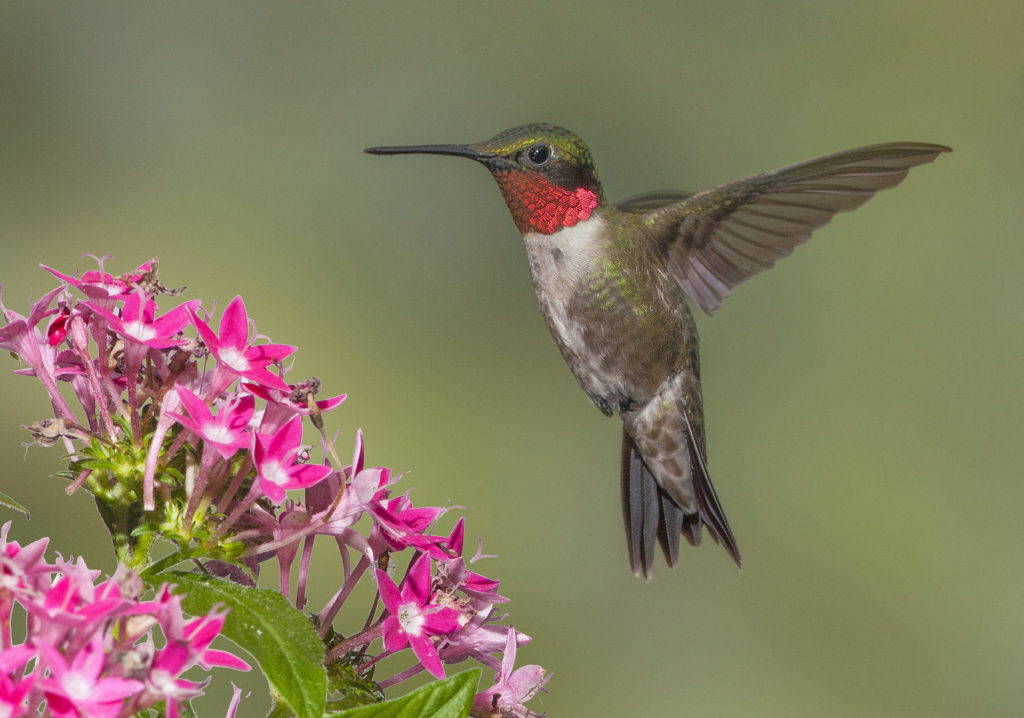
xmin=520 ymin=216 xmax=614 ymax=402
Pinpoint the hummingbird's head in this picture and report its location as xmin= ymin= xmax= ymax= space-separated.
xmin=366 ymin=123 xmax=606 ymax=235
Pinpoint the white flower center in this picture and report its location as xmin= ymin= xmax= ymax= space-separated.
xmin=218 ymin=347 xmax=250 ymax=373
xmin=149 ymin=668 xmax=173 ymax=691
xmin=205 ymin=425 xmax=234 ymax=445
xmin=64 ymin=672 xmax=91 ymax=700
xmin=262 ymin=461 xmax=290 ymax=487
xmin=397 ymin=602 xmax=425 ymax=636
xmin=123 ymin=320 xmax=155 ymax=342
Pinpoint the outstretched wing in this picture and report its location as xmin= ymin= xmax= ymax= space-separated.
xmin=650 ymin=142 xmax=951 ymax=315
xmin=615 ymin=190 xmax=692 ymax=213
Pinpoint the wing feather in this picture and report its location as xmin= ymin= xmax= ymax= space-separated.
xmin=652 ymin=142 xmax=950 ymax=314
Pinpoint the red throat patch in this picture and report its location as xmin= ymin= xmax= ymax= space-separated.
xmin=493 ymin=171 xmax=600 ymax=235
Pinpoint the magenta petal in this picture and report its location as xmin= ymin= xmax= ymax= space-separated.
xmin=184 ymin=614 xmax=225 ymax=648
xmin=422 ymin=606 xmax=461 ymax=635
xmin=408 ymin=632 xmax=445 ymax=680
xmin=381 ymin=615 xmax=407 ymax=653
xmin=403 ymin=554 xmax=432 ymax=605
xmin=27 ymin=286 xmax=64 ymax=327
xmin=80 ymin=301 xmax=123 ymax=329
xmin=240 ymin=363 xmax=291 ymax=390
xmin=227 ymin=395 xmax=256 ymax=429
xmin=316 ymin=394 xmax=346 ymax=411
xmin=41 ymin=264 xmax=81 ymax=286
xmin=88 ymin=676 xmax=145 ymax=702
xmin=258 ymin=478 xmax=286 ymax=505
xmin=218 ymin=296 xmax=250 ymax=350
xmin=151 ymin=300 xmax=200 ymax=337
xmin=247 ymin=342 xmax=297 ymax=363
xmin=254 ymin=432 xmax=269 ymax=465
xmin=154 ymin=642 xmax=191 ymax=674
xmin=239 ymin=382 xmax=275 ymax=402
xmin=351 ymin=430 xmax=365 ymax=476
xmin=397 ymin=506 xmax=441 ymax=532
xmin=505 ymin=664 xmax=549 ymax=700
xmin=286 ymin=462 xmax=332 ymax=490
xmin=188 ymin=307 xmax=221 ymax=351
xmin=447 ymin=518 xmax=465 ymax=554
xmin=175 ymin=386 xmax=214 ymax=424
xmin=201 ymin=649 xmax=250 ymax=671
xmin=121 ymin=291 xmax=146 ymax=322
xmin=34 ymin=640 xmax=70 ymax=676
xmin=499 ymin=625 xmax=518 ymax=676
xmin=0 ymin=645 xmax=35 ymax=674
xmin=268 ymin=416 xmax=303 ymax=459
xmin=374 ymin=569 xmax=402 ymax=613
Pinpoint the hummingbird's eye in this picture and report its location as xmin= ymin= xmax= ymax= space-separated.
xmin=526 ymin=144 xmax=551 ymax=166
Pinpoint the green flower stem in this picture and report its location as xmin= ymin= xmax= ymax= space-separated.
xmin=140 ymin=549 xmax=193 ymax=580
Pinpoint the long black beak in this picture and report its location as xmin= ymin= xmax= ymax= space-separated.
xmin=364 ymin=144 xmax=494 ymax=161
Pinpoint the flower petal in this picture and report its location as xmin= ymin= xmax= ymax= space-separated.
xmin=374 ymin=569 xmax=402 ymax=613
xmin=407 ymin=632 xmax=445 ymax=680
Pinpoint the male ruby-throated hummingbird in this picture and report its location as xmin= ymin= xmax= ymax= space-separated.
xmin=365 ymin=125 xmax=949 ymax=578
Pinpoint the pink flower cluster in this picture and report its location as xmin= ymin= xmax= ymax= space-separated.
xmin=0 ymin=522 xmax=248 ymax=717
xmin=0 ymin=257 xmax=548 ymax=715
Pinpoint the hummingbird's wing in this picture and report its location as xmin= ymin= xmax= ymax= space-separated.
xmin=614 ymin=190 xmax=692 ymax=213
xmin=652 ymin=142 xmax=950 ymax=315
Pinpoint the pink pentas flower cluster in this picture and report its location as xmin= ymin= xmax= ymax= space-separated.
xmin=0 ymin=522 xmax=248 ymax=717
xmin=0 ymin=257 xmax=549 ymax=715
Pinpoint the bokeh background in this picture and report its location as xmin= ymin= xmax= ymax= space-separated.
xmin=2 ymin=2 xmax=1021 ymax=716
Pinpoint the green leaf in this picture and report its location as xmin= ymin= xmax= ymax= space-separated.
xmin=159 ymin=571 xmax=327 ymax=718
xmin=325 ymin=669 xmax=480 ymax=718
xmin=0 ymin=490 xmax=29 ymax=518
xmin=325 ymin=660 xmax=384 ymax=710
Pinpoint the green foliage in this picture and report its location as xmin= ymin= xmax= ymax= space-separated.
xmin=324 ymin=660 xmax=385 ymax=711
xmin=160 ymin=571 xmax=328 ymax=718
xmin=324 ymin=669 xmax=480 ymax=718
xmin=0 ymin=489 xmax=29 ymax=518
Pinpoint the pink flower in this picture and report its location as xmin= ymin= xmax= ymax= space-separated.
xmin=1 ymin=522 xmax=54 ymax=606
xmin=472 ymin=626 xmax=550 ymax=718
xmin=36 ymin=635 xmax=144 ymax=718
xmin=0 ymin=644 xmax=35 ymax=718
xmin=145 ymin=640 xmax=206 ymax=717
xmin=437 ymin=618 xmax=525 ymax=671
xmin=169 ymin=386 xmax=255 ymax=459
xmin=42 ymin=258 xmax=154 ymax=302
xmin=83 ymin=291 xmax=198 ymax=350
xmin=46 ymin=307 xmax=71 ymax=346
xmin=242 ymin=380 xmax=345 ymax=435
xmin=375 ymin=555 xmax=462 ymax=679
xmin=440 ymin=519 xmax=502 ymax=598
xmin=341 ymin=432 xmax=449 ymax=557
xmin=145 ymin=607 xmax=249 ymax=717
xmin=180 ymin=611 xmax=251 ymax=672
xmin=189 ymin=296 xmax=295 ymax=392
xmin=0 ymin=285 xmax=76 ymax=422
xmin=25 ymin=564 xmax=126 ymax=629
xmin=254 ymin=416 xmax=333 ymax=504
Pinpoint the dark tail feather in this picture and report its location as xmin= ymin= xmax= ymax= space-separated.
xmin=622 ymin=424 xmax=741 ymax=575
xmin=680 ymin=511 xmax=702 ymax=549
xmin=621 ymin=430 xmax=658 ymax=579
xmin=682 ymin=413 xmax=742 ymax=568
xmin=658 ymin=491 xmax=684 ymax=567
xmin=622 ymin=429 xmax=700 ymax=577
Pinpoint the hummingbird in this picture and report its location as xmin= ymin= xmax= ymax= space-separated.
xmin=365 ymin=124 xmax=949 ymax=578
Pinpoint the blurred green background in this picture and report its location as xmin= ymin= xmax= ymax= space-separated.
xmin=1 ymin=2 xmax=1021 ymax=716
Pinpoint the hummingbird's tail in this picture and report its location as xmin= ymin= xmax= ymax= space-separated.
xmin=621 ymin=426 xmax=741 ymax=578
